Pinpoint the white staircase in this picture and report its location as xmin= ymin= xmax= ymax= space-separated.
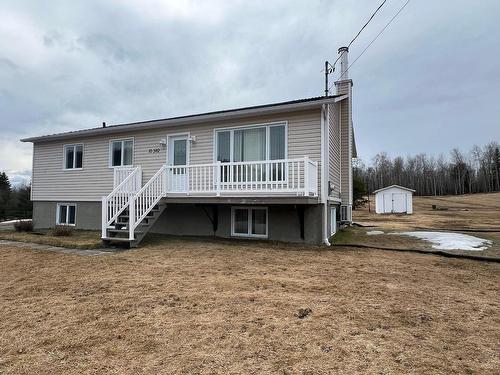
xmin=101 ymin=166 xmax=167 ymax=248
xmin=101 ymin=157 xmax=318 ymax=247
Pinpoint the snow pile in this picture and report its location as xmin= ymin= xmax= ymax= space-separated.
xmin=0 ymin=219 xmax=31 ymax=226
xmin=396 ymin=231 xmax=492 ymax=251
xmin=366 ymin=230 xmax=384 ymax=235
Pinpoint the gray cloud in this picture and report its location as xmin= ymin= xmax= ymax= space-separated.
xmin=0 ymin=0 xmax=499 ymax=185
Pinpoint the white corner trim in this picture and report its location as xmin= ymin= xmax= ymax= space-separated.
xmin=320 ymin=104 xmax=330 ymax=246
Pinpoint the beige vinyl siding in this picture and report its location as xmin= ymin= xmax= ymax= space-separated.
xmin=339 ymin=95 xmax=352 ymax=204
xmin=31 ymin=109 xmax=322 ymax=201
xmin=328 ymin=103 xmax=341 ymax=199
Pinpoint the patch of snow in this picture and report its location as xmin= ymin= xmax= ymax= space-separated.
xmin=367 ymin=230 xmax=384 ymax=235
xmin=395 ymin=231 xmax=492 ymax=251
xmin=0 ymin=219 xmax=32 ymax=226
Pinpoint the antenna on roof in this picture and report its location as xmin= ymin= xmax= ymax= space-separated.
xmin=324 ymin=61 xmax=334 ymax=96
xmin=102 ymin=122 xmax=106 ymax=128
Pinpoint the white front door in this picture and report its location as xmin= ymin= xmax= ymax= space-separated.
xmin=167 ymin=135 xmax=189 ymax=192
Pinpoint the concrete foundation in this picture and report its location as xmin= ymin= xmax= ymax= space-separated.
xmin=32 ymin=201 xmax=325 ymax=244
xmin=33 ymin=201 xmax=101 ymax=230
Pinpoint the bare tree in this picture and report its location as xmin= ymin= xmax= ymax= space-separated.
xmin=355 ymin=142 xmax=500 ymax=196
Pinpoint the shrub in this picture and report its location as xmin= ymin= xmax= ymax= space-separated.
xmin=52 ymin=225 xmax=73 ymax=237
xmin=13 ymin=220 xmax=33 ymax=232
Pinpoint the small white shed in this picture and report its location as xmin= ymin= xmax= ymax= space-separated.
xmin=373 ymin=185 xmax=415 ymax=214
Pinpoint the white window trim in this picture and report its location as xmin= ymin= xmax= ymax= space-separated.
xmin=213 ymin=121 xmax=288 ymax=163
xmin=330 ymin=206 xmax=337 ymax=236
xmin=340 ymin=205 xmax=351 ymax=222
xmin=56 ymin=203 xmax=77 ymax=226
xmin=231 ymin=206 xmax=268 ymax=238
xmin=62 ymin=144 xmax=84 ymax=170
xmin=109 ymin=138 xmax=134 ymax=168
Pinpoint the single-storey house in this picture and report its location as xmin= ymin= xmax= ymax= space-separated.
xmin=21 ymin=48 xmax=357 ymax=247
xmin=374 ymin=185 xmax=415 ymax=214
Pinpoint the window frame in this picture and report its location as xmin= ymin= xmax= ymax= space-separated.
xmin=231 ymin=206 xmax=268 ymax=238
xmin=63 ymin=144 xmax=84 ymax=170
xmin=56 ymin=203 xmax=77 ymax=226
xmin=213 ymin=121 xmax=288 ymax=163
xmin=330 ymin=206 xmax=337 ymax=236
xmin=108 ymin=138 xmax=134 ymax=168
xmin=340 ymin=205 xmax=351 ymax=222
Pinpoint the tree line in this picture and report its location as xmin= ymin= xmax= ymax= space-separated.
xmin=354 ymin=141 xmax=500 ymax=197
xmin=0 ymin=172 xmax=32 ymax=221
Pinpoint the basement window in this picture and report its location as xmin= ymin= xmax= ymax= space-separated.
xmin=56 ymin=203 xmax=76 ymax=226
xmin=231 ymin=207 xmax=268 ymax=238
xmin=63 ymin=144 xmax=83 ymax=169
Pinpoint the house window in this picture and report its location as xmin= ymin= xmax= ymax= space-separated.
xmin=216 ymin=123 xmax=286 ymax=163
xmin=330 ymin=207 xmax=337 ymax=236
xmin=63 ymin=144 xmax=83 ymax=169
xmin=340 ymin=205 xmax=351 ymax=222
xmin=231 ymin=207 xmax=268 ymax=238
xmin=110 ymin=139 xmax=133 ymax=167
xmin=56 ymin=203 xmax=76 ymax=226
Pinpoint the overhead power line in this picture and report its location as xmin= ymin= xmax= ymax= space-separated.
xmin=329 ymin=0 xmax=411 ymax=91
xmin=330 ymin=0 xmax=388 ymax=70
xmin=347 ymin=0 xmax=387 ymax=49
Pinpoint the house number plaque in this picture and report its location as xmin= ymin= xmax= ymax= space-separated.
xmin=148 ymin=148 xmax=161 ymax=154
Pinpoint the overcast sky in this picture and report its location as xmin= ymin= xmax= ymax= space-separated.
xmin=1 ymin=0 xmax=499 ymax=185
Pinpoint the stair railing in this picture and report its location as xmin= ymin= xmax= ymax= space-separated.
xmin=101 ymin=166 xmax=142 ymax=238
xmin=128 ymin=165 xmax=167 ymax=240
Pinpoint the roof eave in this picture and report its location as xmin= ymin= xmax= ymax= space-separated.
xmin=20 ymin=97 xmax=337 ymax=143
xmin=373 ymin=185 xmax=416 ymax=194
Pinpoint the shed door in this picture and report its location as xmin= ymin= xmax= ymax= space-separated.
xmin=383 ymin=193 xmax=392 ymax=213
xmin=392 ymin=193 xmax=407 ymax=213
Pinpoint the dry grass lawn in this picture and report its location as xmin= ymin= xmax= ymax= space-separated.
xmin=1 ymin=237 xmax=499 ymax=374
xmin=351 ymin=192 xmax=500 ymax=259
xmin=0 ymin=229 xmax=102 ymax=249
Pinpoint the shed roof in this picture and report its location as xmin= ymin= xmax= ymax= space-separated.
xmin=372 ymin=185 xmax=416 ymax=194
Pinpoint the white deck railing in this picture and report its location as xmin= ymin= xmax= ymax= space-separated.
xmin=103 ymin=158 xmax=318 ymax=241
xmin=165 ymin=157 xmax=318 ymax=196
xmin=113 ymin=166 xmax=137 ymax=188
xmin=101 ymin=166 xmax=142 ymax=238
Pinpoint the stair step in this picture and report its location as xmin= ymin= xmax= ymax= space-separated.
xmin=108 ymin=229 xmax=144 ymax=234
xmin=102 ymin=237 xmax=133 ymax=242
xmin=119 ymin=214 xmax=154 ymax=220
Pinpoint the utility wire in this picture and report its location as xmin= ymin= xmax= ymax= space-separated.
xmin=347 ymin=0 xmax=387 ymax=49
xmin=329 ymin=0 xmax=388 ymax=71
xmin=329 ymin=0 xmax=411 ymax=90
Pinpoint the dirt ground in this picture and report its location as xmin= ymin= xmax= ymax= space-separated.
xmin=1 ymin=236 xmax=499 ymax=375
xmin=351 ymin=192 xmax=500 ymax=259
xmin=355 ymin=192 xmax=500 ymax=231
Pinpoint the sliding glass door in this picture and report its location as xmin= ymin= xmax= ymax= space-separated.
xmin=216 ymin=123 xmax=286 ymax=184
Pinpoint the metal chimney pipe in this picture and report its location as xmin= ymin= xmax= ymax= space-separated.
xmin=338 ymin=46 xmax=349 ymax=80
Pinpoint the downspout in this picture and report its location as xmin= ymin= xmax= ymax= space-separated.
xmin=321 ymin=104 xmax=330 ymax=246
